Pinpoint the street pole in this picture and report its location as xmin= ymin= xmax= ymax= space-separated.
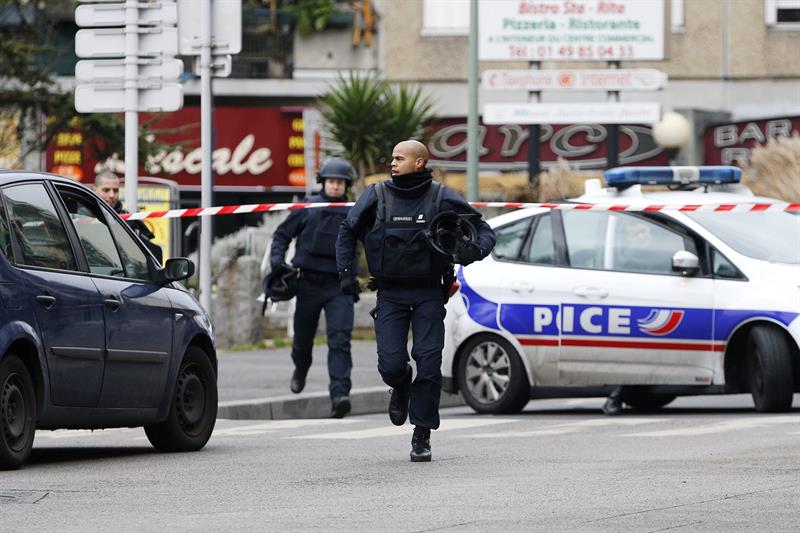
xmin=124 ymin=0 xmax=138 ymax=212
xmin=605 ymin=60 xmax=620 ymax=169
xmin=527 ymin=61 xmax=541 ymax=195
xmin=466 ymin=0 xmax=478 ymax=202
xmin=199 ymin=0 xmax=213 ymax=312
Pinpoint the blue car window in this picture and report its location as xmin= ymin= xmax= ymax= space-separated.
xmin=524 ymin=214 xmax=555 ymax=265
xmin=562 ymin=210 xmax=608 ymax=269
xmin=0 ymin=192 xmax=12 ymax=260
xmin=492 ymin=218 xmax=530 ymax=261
xmin=106 ymin=215 xmax=151 ymax=281
xmin=57 ymin=189 xmax=126 ymax=277
xmin=609 ymin=214 xmax=686 ymax=275
xmin=3 ymin=183 xmax=77 ymax=271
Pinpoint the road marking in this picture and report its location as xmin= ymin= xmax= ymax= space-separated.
xmin=212 ymin=419 xmax=362 ymax=437
xmin=622 ymin=416 xmax=798 ymax=437
xmin=292 ymin=418 xmax=516 ymax=440
xmin=460 ymin=417 xmax=661 ymax=438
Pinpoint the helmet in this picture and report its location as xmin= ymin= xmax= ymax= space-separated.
xmin=262 ymin=264 xmax=298 ymax=302
xmin=425 ymin=211 xmax=479 ymax=260
xmin=316 ymin=158 xmax=355 ymax=184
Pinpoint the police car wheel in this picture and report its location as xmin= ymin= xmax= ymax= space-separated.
xmin=457 ymin=335 xmax=529 ymax=414
xmin=0 ymin=354 xmax=36 ymax=470
xmin=747 ymin=325 xmax=793 ymax=413
xmin=145 ymin=347 xmax=218 ymax=452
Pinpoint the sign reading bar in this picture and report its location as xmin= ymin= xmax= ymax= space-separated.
xmin=482 ymin=68 xmax=667 ymax=91
xmin=479 ymin=0 xmax=665 ymax=61
xmin=483 ymin=103 xmax=662 ymax=125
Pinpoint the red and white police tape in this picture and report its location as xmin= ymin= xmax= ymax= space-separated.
xmin=119 ymin=201 xmax=800 ymax=221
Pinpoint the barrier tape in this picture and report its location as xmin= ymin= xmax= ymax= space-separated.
xmin=119 ymin=201 xmax=800 ymax=221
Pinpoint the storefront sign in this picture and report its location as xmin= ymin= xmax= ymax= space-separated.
xmin=479 ymin=0 xmax=666 ymax=61
xmin=427 ymin=120 xmax=668 ymax=170
xmin=482 ymin=68 xmax=667 ymax=91
xmin=483 ymin=102 xmax=661 ymax=125
xmin=703 ymin=116 xmax=799 ymax=165
xmin=46 ymin=106 xmax=305 ymax=191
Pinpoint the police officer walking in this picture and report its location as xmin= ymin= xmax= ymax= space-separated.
xmin=270 ymin=159 xmax=358 ymax=418
xmin=336 ymin=140 xmax=496 ymax=462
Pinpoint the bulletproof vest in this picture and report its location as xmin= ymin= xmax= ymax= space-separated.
xmin=305 ymin=204 xmax=348 ymax=260
xmin=364 ymin=181 xmax=449 ymax=280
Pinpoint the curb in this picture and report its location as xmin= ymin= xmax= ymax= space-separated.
xmin=218 ymin=386 xmax=465 ymax=420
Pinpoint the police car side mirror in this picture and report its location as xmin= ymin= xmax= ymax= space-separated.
xmin=671 ymin=250 xmax=700 ymax=277
xmin=160 ymin=258 xmax=195 ymax=283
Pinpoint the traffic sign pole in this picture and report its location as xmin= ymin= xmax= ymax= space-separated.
xmin=125 ymin=0 xmax=139 ymax=212
xmin=199 ymin=0 xmax=213 ymax=313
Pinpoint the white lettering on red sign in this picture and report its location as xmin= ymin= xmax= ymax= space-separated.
xmin=96 ymin=134 xmax=274 ymax=177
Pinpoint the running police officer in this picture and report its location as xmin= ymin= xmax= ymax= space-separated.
xmin=336 ymin=140 xmax=496 ymax=462
xmin=270 ymin=158 xmax=358 ymax=418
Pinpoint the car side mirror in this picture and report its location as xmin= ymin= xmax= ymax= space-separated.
xmin=161 ymin=258 xmax=195 ymax=283
xmin=671 ymin=250 xmax=700 ymax=277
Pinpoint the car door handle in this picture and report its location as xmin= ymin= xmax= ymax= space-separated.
xmin=36 ymin=295 xmax=56 ymax=309
xmin=511 ymin=282 xmax=535 ymax=294
xmin=104 ymin=298 xmax=122 ymax=311
xmin=573 ymin=287 xmax=609 ymax=299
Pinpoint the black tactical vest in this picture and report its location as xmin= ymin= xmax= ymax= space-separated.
xmin=364 ymin=181 xmax=450 ymax=280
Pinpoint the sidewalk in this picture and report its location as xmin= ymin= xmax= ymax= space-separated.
xmin=216 ymin=340 xmax=464 ymax=420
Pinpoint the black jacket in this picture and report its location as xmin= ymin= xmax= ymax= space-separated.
xmin=336 ymin=170 xmax=496 ymax=282
xmin=271 ymin=193 xmax=354 ymax=275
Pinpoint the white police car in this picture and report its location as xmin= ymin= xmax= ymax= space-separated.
xmin=443 ymin=166 xmax=800 ymax=414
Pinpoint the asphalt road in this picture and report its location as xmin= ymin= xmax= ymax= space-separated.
xmin=3 ymin=394 xmax=800 ymax=532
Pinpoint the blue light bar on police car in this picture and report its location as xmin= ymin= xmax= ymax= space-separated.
xmin=605 ymin=166 xmax=742 ymax=187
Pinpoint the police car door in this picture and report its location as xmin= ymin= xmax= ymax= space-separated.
xmin=464 ymin=210 xmax=563 ymax=385
xmin=557 ymin=210 xmax=715 ymax=386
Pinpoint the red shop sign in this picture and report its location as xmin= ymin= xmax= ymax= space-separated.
xmin=703 ymin=116 xmax=800 ymax=166
xmin=47 ymin=106 xmax=306 ymax=191
xmin=427 ymin=119 xmax=668 ymax=170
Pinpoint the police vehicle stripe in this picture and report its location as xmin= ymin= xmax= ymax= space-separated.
xmin=459 ymin=274 xmax=798 ymax=352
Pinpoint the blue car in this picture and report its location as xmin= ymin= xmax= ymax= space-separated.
xmin=0 ymin=171 xmax=217 ymax=470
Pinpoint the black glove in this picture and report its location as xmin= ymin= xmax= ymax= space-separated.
xmin=456 ymin=241 xmax=483 ymax=266
xmin=340 ymin=275 xmax=361 ymax=297
xmin=271 ymin=261 xmax=289 ymax=273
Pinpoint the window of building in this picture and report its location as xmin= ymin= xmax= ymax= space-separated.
xmin=671 ymin=0 xmax=685 ymax=32
xmin=765 ymin=0 xmax=800 ymax=27
xmin=422 ymin=0 xmax=469 ymax=36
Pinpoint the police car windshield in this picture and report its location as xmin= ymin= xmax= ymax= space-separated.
xmin=686 ymin=211 xmax=800 ymax=265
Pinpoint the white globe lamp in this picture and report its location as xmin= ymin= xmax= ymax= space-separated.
xmin=652 ymin=112 xmax=691 ymax=163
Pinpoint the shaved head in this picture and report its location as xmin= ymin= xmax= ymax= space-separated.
xmin=391 ymin=139 xmax=429 ymax=176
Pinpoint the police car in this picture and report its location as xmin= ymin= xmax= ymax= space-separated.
xmin=442 ymin=166 xmax=800 ymax=414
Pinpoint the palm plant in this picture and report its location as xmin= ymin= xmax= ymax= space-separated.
xmin=318 ymin=72 xmax=435 ymax=195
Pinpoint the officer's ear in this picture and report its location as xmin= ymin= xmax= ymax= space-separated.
xmin=415 ymin=157 xmax=426 ymax=171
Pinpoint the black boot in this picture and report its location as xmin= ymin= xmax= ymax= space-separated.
xmin=602 ymin=386 xmax=624 ymax=416
xmin=388 ymin=369 xmax=412 ymax=426
xmin=290 ymin=368 xmax=308 ymax=394
xmin=330 ymin=396 xmax=351 ymax=418
xmin=410 ymin=427 xmax=431 ymax=462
